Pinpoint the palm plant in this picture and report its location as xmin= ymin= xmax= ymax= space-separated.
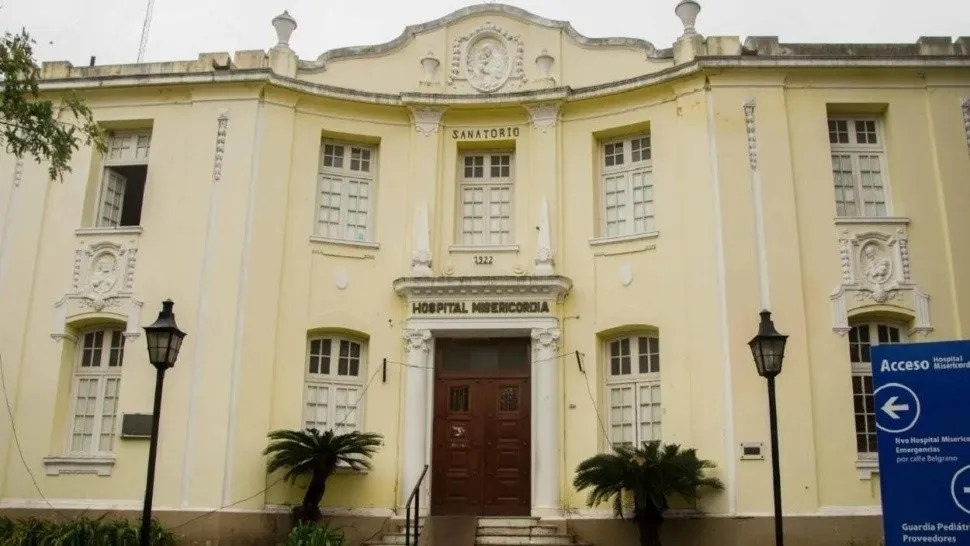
xmin=573 ymin=441 xmax=723 ymax=546
xmin=264 ymin=428 xmax=383 ymax=522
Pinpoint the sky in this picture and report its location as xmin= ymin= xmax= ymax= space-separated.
xmin=4 ymin=0 xmax=970 ymax=67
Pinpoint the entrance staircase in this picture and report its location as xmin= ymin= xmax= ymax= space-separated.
xmin=365 ymin=516 xmax=589 ymax=546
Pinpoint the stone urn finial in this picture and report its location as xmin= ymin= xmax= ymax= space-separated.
xmin=535 ymin=49 xmax=554 ymax=78
xmin=674 ymin=0 xmax=701 ymax=36
xmin=420 ymin=51 xmax=440 ymax=83
xmin=272 ymin=10 xmax=298 ymax=48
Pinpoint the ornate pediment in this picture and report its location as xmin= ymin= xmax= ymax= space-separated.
xmin=52 ymin=233 xmax=143 ymax=341
xmin=830 ymin=221 xmax=931 ymax=336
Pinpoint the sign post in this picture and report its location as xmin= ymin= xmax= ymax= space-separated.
xmin=871 ymin=340 xmax=970 ymax=546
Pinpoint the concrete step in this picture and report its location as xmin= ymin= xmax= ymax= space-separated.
xmin=364 ymin=533 xmax=421 ymax=545
xmin=476 ymin=517 xmax=540 ymax=528
xmin=475 ymin=535 xmax=576 ymax=545
xmin=477 ymin=525 xmax=559 ymax=536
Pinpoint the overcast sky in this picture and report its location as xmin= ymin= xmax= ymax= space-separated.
xmin=5 ymin=0 xmax=970 ymax=67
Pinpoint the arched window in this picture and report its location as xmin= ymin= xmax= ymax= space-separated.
xmin=69 ymin=327 xmax=125 ymax=454
xmin=303 ymin=335 xmax=366 ymax=434
xmin=604 ymin=334 xmax=660 ymax=447
xmin=848 ymin=322 xmax=903 ymax=457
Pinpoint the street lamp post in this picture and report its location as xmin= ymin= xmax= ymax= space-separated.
xmin=748 ymin=310 xmax=789 ymax=546
xmin=140 ymin=300 xmax=187 ymax=546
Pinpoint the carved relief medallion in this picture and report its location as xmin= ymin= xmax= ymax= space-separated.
xmin=89 ymin=252 xmax=119 ymax=294
xmin=466 ymin=34 xmax=511 ymax=92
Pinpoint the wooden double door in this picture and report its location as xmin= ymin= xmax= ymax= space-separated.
xmin=431 ymin=338 xmax=531 ymax=516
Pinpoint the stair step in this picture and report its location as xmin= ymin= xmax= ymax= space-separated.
xmin=478 ymin=526 xmax=559 ymax=536
xmin=364 ymin=533 xmax=420 ymax=545
xmin=477 ymin=517 xmax=539 ymax=528
xmin=475 ymin=535 xmax=575 ymax=545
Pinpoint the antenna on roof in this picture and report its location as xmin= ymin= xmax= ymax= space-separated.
xmin=136 ymin=0 xmax=156 ymax=62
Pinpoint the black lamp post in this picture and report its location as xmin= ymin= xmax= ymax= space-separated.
xmin=140 ymin=300 xmax=186 ymax=546
xmin=748 ymin=310 xmax=788 ymax=546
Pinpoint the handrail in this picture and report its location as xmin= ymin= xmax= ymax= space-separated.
xmin=405 ymin=464 xmax=430 ymax=546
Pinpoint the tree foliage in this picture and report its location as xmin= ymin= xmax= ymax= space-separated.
xmin=1 ymin=29 xmax=105 ymax=181
xmin=264 ymin=428 xmax=383 ymax=522
xmin=574 ymin=441 xmax=724 ymax=546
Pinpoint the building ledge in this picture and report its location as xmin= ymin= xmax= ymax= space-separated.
xmin=43 ymin=455 xmax=115 ymax=476
xmin=855 ymin=457 xmax=879 ymax=480
xmin=75 ymin=226 xmax=144 ymax=237
xmin=589 ymin=231 xmax=660 ymax=247
xmin=309 ymin=236 xmax=380 ymax=250
xmin=833 ymin=216 xmax=910 ymax=226
xmin=449 ymin=244 xmax=520 ymax=253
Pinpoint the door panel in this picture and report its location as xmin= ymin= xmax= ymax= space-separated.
xmin=431 ymin=339 xmax=531 ymax=516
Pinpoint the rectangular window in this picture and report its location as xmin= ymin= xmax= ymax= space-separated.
xmin=69 ymin=329 xmax=124 ymax=454
xmin=304 ymin=337 xmax=365 ymax=433
xmin=828 ymin=118 xmax=888 ymax=217
xmin=96 ymin=131 xmax=151 ymax=227
xmin=316 ymin=141 xmax=377 ymax=242
xmin=459 ymin=152 xmax=513 ymax=245
xmin=599 ymin=135 xmax=654 ymax=238
xmin=849 ymin=323 xmax=902 ymax=456
xmin=606 ymin=335 xmax=661 ymax=448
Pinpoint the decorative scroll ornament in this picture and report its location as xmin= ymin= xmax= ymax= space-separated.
xmin=411 ymin=203 xmax=433 ymax=277
xmin=534 ymin=198 xmax=554 ymax=275
xmin=212 ymin=110 xmax=229 ymax=182
xmin=12 ymin=159 xmax=23 ymax=187
xmin=743 ymin=99 xmax=758 ymax=170
xmin=54 ymin=238 xmax=143 ymax=340
xmin=830 ymin=224 xmax=931 ymax=336
xmin=409 ymin=106 xmax=445 ymax=136
xmin=448 ymin=22 xmax=526 ymax=92
xmin=962 ymin=98 xmax=970 ymax=154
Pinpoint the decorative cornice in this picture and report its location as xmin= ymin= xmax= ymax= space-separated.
xmin=743 ymin=99 xmax=757 ymax=170
xmin=298 ymin=3 xmax=663 ymax=72
xmin=393 ymin=275 xmax=572 ymax=300
xmin=962 ymin=98 xmax=970 ymax=154
xmin=12 ymin=159 xmax=23 ymax=187
xmin=212 ymin=110 xmax=229 ymax=182
xmin=524 ymin=102 xmax=561 ymax=132
xmin=409 ymin=106 xmax=446 ymax=136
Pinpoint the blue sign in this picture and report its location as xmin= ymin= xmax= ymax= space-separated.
xmin=871 ymin=340 xmax=970 ymax=546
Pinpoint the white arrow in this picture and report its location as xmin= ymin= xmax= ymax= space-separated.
xmin=882 ymin=396 xmax=910 ymax=420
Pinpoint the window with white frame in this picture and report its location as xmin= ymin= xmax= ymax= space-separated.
xmin=96 ymin=131 xmax=152 ymax=227
xmin=848 ymin=323 xmax=902 ymax=457
xmin=316 ymin=141 xmax=377 ymax=242
xmin=68 ymin=328 xmax=125 ymax=454
xmin=828 ymin=118 xmax=889 ymax=217
xmin=304 ymin=336 xmax=365 ymax=434
xmin=599 ymin=135 xmax=654 ymax=238
xmin=458 ymin=151 xmax=513 ymax=245
xmin=605 ymin=334 xmax=661 ymax=447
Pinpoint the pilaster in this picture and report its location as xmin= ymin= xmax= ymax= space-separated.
xmin=531 ymin=327 xmax=561 ymax=515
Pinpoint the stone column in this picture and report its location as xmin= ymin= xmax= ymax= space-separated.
xmin=531 ymin=327 xmax=561 ymax=514
xmin=401 ymin=329 xmax=432 ymax=507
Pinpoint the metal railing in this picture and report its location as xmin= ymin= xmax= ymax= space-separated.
xmin=404 ymin=464 xmax=429 ymax=546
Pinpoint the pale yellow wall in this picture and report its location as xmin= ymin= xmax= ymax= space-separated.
xmin=0 ymin=9 xmax=968 ymax=525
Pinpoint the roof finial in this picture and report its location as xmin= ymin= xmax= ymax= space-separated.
xmin=675 ymin=0 xmax=701 ymax=36
xmin=272 ymin=10 xmax=298 ymax=48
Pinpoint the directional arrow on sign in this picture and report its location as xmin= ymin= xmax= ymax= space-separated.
xmin=882 ymin=396 xmax=911 ymax=420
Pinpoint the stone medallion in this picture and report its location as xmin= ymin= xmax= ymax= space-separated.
xmin=465 ymin=34 xmax=511 ymax=92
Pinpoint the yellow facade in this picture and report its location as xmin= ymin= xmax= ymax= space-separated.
xmin=0 ymin=3 xmax=968 ymax=544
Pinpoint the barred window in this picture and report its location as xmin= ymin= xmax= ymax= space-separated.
xmin=605 ymin=334 xmax=661 ymax=448
xmin=69 ymin=328 xmax=125 ymax=453
xmin=600 ymin=135 xmax=654 ymax=238
xmin=848 ymin=323 xmax=902 ymax=456
xmin=304 ymin=336 xmax=365 ymax=434
xmin=458 ymin=152 xmax=514 ymax=246
xmin=828 ymin=118 xmax=888 ymax=217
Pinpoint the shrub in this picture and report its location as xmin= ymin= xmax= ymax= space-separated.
xmin=284 ymin=522 xmax=346 ymax=546
xmin=0 ymin=516 xmax=173 ymax=546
